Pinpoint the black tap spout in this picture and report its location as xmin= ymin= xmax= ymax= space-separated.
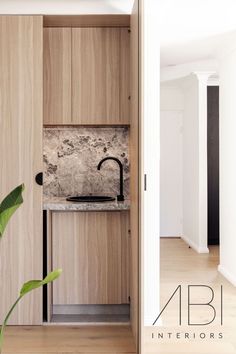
xmin=97 ymin=157 xmax=124 ymax=201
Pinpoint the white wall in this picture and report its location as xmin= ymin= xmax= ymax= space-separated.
xmin=182 ymin=76 xmax=200 ymax=250
xmin=218 ymin=48 xmax=236 ymax=285
xmin=160 ymin=85 xmax=184 ymax=110
xmin=160 ymin=76 xmax=209 ymax=252
xmin=160 ymin=85 xmax=183 ymax=236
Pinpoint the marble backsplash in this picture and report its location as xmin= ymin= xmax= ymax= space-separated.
xmin=43 ymin=127 xmax=130 ymax=198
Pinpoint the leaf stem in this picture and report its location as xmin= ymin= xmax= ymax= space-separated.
xmin=0 ymin=296 xmax=22 ymax=354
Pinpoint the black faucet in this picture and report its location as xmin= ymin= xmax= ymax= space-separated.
xmin=97 ymin=157 xmax=124 ymax=201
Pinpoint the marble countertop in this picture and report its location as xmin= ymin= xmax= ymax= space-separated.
xmin=43 ymin=197 xmax=130 ymax=211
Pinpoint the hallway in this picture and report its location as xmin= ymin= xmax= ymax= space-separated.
xmin=144 ymin=238 xmax=236 ymax=353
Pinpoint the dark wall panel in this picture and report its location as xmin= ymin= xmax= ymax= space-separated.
xmin=207 ymin=86 xmax=219 ymax=245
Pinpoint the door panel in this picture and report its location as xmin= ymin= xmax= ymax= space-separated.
xmin=130 ymin=0 xmax=139 ymax=346
xmin=72 ymin=28 xmax=130 ymax=125
xmin=44 ymin=28 xmax=72 ymax=125
xmin=52 ymin=211 xmax=130 ymax=305
xmin=0 ymin=16 xmax=43 ymax=325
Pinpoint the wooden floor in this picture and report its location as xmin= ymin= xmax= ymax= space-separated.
xmin=4 ymin=238 xmax=236 ymax=353
xmin=144 ymin=238 xmax=236 ymax=354
xmin=3 ymin=325 xmax=136 ymax=354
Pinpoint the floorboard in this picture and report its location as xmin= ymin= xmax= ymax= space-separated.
xmin=3 ymin=325 xmax=136 ymax=354
xmin=144 ymin=238 xmax=236 ymax=354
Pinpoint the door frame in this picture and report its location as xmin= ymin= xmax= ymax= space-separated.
xmin=139 ymin=0 xmax=160 ymax=351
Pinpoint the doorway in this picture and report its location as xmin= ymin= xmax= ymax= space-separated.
xmin=207 ymin=85 xmax=219 ymax=245
xmin=160 ymin=79 xmax=220 ymax=249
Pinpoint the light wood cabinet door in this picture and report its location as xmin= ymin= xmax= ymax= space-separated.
xmin=44 ymin=28 xmax=72 ymax=124
xmin=72 ymin=28 xmax=130 ymax=125
xmin=52 ymin=211 xmax=130 ymax=305
xmin=0 ymin=16 xmax=43 ymax=325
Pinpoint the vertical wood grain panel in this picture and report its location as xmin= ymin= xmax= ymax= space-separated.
xmin=44 ymin=28 xmax=72 ymax=124
xmin=121 ymin=211 xmax=130 ymax=303
xmin=47 ymin=211 xmax=53 ymax=321
xmin=120 ymin=28 xmax=130 ymax=124
xmin=72 ymin=28 xmax=119 ymax=124
xmin=0 ymin=16 xmax=43 ymax=325
xmin=72 ymin=28 xmax=129 ymax=125
xmin=52 ymin=211 xmax=129 ymax=305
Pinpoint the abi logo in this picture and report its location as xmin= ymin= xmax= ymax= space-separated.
xmin=153 ymin=285 xmax=223 ymax=326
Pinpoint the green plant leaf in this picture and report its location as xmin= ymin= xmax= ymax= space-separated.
xmin=20 ymin=269 xmax=62 ymax=296
xmin=0 ymin=269 xmax=62 ymax=353
xmin=0 ymin=184 xmax=24 ymax=238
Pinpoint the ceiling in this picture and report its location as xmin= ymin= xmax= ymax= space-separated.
xmin=0 ymin=0 xmax=134 ymax=14
xmin=160 ymin=0 xmax=236 ymax=68
xmin=161 ymin=31 xmax=236 ymax=68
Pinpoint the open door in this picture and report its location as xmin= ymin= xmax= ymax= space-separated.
xmin=139 ymin=0 xmax=160 ymax=352
xmin=0 ymin=16 xmax=43 ymax=325
xmin=130 ymin=0 xmax=140 ymax=350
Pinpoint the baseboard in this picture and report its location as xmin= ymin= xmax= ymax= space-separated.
xmin=51 ymin=314 xmax=130 ymax=323
xmin=218 ymin=264 xmax=236 ymax=286
xmin=160 ymin=236 xmax=181 ymax=239
xmin=51 ymin=304 xmax=130 ymax=324
xmin=53 ymin=304 xmax=130 ymax=315
xmin=181 ymin=235 xmax=209 ymax=254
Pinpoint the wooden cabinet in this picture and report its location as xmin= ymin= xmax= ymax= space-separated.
xmin=44 ymin=27 xmax=130 ymax=125
xmin=52 ymin=211 xmax=130 ymax=305
xmin=43 ymin=28 xmax=72 ymax=124
xmin=72 ymin=28 xmax=130 ymax=125
xmin=0 ymin=16 xmax=43 ymax=325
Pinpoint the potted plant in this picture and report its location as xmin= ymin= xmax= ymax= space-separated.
xmin=0 ymin=184 xmax=62 ymax=353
